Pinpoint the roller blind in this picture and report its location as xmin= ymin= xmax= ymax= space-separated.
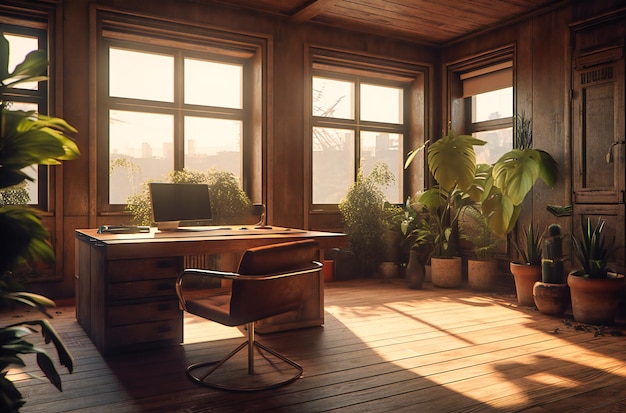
xmin=461 ymin=61 xmax=512 ymax=97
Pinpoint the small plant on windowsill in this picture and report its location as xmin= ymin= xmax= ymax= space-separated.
xmin=1 ymin=33 xmax=78 ymax=412
xmin=126 ymin=168 xmax=252 ymax=226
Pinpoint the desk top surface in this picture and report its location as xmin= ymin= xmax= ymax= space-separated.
xmin=76 ymin=226 xmax=346 ymax=244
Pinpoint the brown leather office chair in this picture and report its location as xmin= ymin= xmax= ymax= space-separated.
xmin=176 ymin=239 xmax=322 ymax=391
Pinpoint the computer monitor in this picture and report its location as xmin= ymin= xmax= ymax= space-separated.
xmin=149 ymin=182 xmax=212 ymax=230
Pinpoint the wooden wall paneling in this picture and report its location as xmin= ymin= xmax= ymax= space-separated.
xmin=271 ymin=22 xmax=306 ymax=229
xmin=529 ymin=5 xmax=571 ymax=234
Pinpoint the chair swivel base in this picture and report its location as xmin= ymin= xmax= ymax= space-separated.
xmin=186 ymin=339 xmax=303 ymax=391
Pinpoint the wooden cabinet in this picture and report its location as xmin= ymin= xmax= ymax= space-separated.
xmin=75 ymin=233 xmax=183 ymax=355
xmin=571 ymin=11 xmax=626 ymax=271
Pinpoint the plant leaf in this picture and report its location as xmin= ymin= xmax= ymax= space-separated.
xmin=427 ymin=130 xmax=484 ymax=192
xmin=492 ymin=148 xmax=541 ymax=206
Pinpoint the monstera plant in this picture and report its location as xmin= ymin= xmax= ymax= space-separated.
xmin=481 ymin=115 xmax=559 ymax=236
xmin=1 ymin=33 xmax=78 ymax=412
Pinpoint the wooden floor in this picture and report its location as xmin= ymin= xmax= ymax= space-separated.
xmin=7 ymin=278 xmax=626 ymax=413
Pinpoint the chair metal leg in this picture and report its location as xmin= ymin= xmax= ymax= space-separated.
xmin=186 ymin=322 xmax=303 ymax=391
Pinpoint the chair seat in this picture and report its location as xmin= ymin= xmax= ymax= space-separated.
xmin=185 ymin=294 xmax=237 ymax=326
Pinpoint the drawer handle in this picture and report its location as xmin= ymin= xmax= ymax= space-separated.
xmin=156 ymin=324 xmax=172 ymax=333
xmin=157 ymin=260 xmax=173 ymax=269
xmin=156 ymin=282 xmax=173 ymax=291
xmin=157 ymin=303 xmax=172 ymax=311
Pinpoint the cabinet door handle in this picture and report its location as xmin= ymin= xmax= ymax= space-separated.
xmin=606 ymin=141 xmax=625 ymax=164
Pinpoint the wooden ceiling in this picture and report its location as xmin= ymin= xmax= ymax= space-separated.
xmin=201 ymin=0 xmax=562 ymax=45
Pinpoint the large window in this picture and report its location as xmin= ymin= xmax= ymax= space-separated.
xmin=311 ymin=74 xmax=407 ymax=205
xmin=461 ymin=62 xmax=513 ymax=164
xmin=105 ymin=46 xmax=245 ymax=205
xmin=97 ymin=12 xmax=265 ymax=211
xmin=0 ymin=24 xmax=48 ymax=206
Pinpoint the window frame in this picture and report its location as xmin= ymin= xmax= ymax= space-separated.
xmin=95 ymin=10 xmax=267 ymax=214
xmin=1 ymin=16 xmax=51 ymax=209
xmin=446 ymin=46 xmax=515 ymax=145
xmin=1 ymin=0 xmax=62 ymax=280
xmin=306 ymin=46 xmax=429 ymax=213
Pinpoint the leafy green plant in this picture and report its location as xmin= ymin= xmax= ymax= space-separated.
xmin=510 ymin=223 xmax=545 ymax=266
xmin=459 ymin=205 xmax=498 ymax=261
xmin=481 ymin=114 xmax=559 ymax=236
xmin=339 ymin=163 xmax=394 ymax=275
xmin=126 ymin=168 xmax=251 ymax=226
xmin=1 ymin=33 xmax=77 ymax=412
xmin=571 ymin=217 xmax=616 ymax=279
xmin=405 ymin=128 xmax=486 ymax=258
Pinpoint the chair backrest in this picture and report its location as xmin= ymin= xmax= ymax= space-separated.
xmin=231 ymin=240 xmax=320 ymax=321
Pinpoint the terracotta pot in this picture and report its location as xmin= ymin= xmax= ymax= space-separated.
xmin=533 ymin=281 xmax=570 ymax=315
xmin=468 ymin=259 xmax=498 ymax=291
xmin=510 ymin=262 xmax=541 ymax=306
xmin=567 ymin=272 xmax=625 ymax=325
xmin=431 ymin=256 xmax=462 ymax=288
xmin=405 ymin=249 xmax=425 ymax=289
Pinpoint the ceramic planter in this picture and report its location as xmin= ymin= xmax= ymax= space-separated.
xmin=431 ymin=256 xmax=462 ymax=288
xmin=467 ymin=259 xmax=498 ymax=291
xmin=510 ymin=262 xmax=541 ymax=306
xmin=567 ymin=272 xmax=625 ymax=325
xmin=533 ymin=281 xmax=570 ymax=315
xmin=405 ymin=249 xmax=425 ymax=289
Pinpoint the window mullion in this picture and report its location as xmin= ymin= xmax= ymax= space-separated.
xmin=175 ymin=50 xmax=184 ymax=171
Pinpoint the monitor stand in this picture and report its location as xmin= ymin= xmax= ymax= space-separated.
xmin=157 ymin=221 xmax=181 ymax=231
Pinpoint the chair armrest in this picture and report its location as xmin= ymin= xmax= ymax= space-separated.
xmin=176 ymin=269 xmax=238 ymax=310
xmin=235 ymin=261 xmax=323 ymax=281
xmin=176 ymin=261 xmax=323 ymax=310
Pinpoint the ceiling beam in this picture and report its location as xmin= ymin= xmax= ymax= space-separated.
xmin=291 ymin=0 xmax=342 ymax=22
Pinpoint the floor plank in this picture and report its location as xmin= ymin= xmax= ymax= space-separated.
xmin=5 ymin=278 xmax=626 ymax=412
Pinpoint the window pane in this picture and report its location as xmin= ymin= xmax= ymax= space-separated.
xmin=109 ymin=48 xmax=174 ymax=102
xmin=4 ymin=33 xmax=39 ymax=90
xmin=184 ymin=116 xmax=242 ymax=180
xmin=360 ymin=84 xmax=403 ymax=124
xmin=312 ymin=127 xmax=355 ymax=204
xmin=109 ymin=110 xmax=174 ymax=204
xmin=6 ymin=102 xmax=40 ymax=203
xmin=312 ymin=77 xmax=354 ymax=119
xmin=473 ymin=128 xmax=512 ymax=165
xmin=184 ymin=59 xmax=242 ymax=109
xmin=360 ymin=131 xmax=403 ymax=203
xmin=472 ymin=87 xmax=512 ymax=122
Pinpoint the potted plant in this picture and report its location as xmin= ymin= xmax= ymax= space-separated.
xmin=533 ymin=224 xmax=570 ymax=315
xmin=469 ymin=114 xmax=559 ymax=304
xmin=567 ymin=217 xmax=624 ymax=325
xmin=402 ymin=195 xmax=435 ymax=289
xmin=405 ymin=128 xmax=486 ymax=288
xmin=1 ymin=35 xmax=77 ymax=411
xmin=339 ymin=163 xmax=395 ymax=278
xmin=509 ymin=223 xmax=545 ymax=306
xmin=380 ymin=201 xmax=404 ymax=280
xmin=459 ymin=206 xmax=500 ymax=291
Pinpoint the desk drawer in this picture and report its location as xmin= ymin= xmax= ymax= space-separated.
xmin=107 ymin=300 xmax=180 ymax=327
xmin=108 ymin=318 xmax=182 ymax=348
xmin=108 ymin=258 xmax=179 ymax=282
xmin=108 ymin=279 xmax=176 ymax=301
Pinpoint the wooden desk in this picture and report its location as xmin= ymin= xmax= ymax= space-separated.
xmin=75 ymin=227 xmax=347 ymax=355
